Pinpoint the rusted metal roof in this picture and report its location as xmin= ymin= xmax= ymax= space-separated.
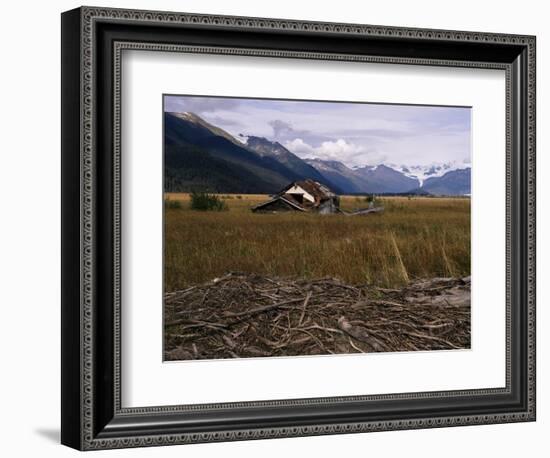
xmin=252 ymin=180 xmax=338 ymax=212
xmin=280 ymin=179 xmax=335 ymax=201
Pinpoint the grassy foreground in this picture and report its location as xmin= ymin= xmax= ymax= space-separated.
xmin=164 ymin=193 xmax=470 ymax=291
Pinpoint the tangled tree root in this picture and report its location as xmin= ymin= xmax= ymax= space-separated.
xmin=164 ymin=273 xmax=470 ymax=361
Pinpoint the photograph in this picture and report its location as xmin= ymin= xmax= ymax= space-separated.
xmin=163 ymin=95 xmax=472 ymax=361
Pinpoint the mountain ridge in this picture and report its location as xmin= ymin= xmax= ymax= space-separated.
xmin=164 ymin=111 xmax=471 ymax=196
xmin=245 ymin=136 xmax=341 ymax=192
xmin=164 ymin=112 xmax=340 ymax=193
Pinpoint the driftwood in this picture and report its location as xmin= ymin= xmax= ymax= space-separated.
xmin=343 ymin=206 xmax=384 ymax=216
xmin=164 ymin=273 xmax=471 ymax=361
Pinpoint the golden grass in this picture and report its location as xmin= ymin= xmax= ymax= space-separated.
xmin=164 ymin=193 xmax=470 ymax=291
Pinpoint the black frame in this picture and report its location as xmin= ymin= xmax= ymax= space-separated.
xmin=61 ymin=6 xmax=536 ymax=450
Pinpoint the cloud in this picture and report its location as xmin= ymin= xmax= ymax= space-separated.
xmin=316 ymin=139 xmax=365 ymax=158
xmin=284 ymin=138 xmax=314 ymax=155
xmin=164 ymin=96 xmax=241 ymax=114
xmin=206 ymin=116 xmax=244 ymax=128
xmin=333 ymin=128 xmax=413 ymax=140
xmin=285 ymin=138 xmax=387 ymax=167
xmin=287 ymin=138 xmax=366 ymax=160
xmin=269 ymin=119 xmax=293 ymax=137
xmin=164 ymin=94 xmax=471 ymax=167
xmin=268 ymin=119 xmax=312 ymax=140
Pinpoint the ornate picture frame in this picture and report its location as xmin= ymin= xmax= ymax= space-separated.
xmin=61 ymin=6 xmax=536 ymax=450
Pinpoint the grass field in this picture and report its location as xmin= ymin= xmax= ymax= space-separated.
xmin=164 ymin=193 xmax=470 ymax=291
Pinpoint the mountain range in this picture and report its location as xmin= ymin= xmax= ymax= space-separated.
xmin=164 ymin=111 xmax=471 ymax=196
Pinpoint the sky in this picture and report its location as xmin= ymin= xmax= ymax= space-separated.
xmin=164 ymin=95 xmax=471 ymax=168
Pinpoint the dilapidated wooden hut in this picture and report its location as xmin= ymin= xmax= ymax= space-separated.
xmin=252 ymin=180 xmax=340 ymax=214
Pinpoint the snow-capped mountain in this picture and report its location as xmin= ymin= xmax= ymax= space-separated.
xmin=388 ymin=162 xmax=471 ymax=186
xmin=352 ymin=164 xmax=420 ymax=193
xmin=305 ymin=159 xmax=471 ymax=195
xmin=166 ymin=111 xmax=470 ymax=196
xmin=421 ymin=168 xmax=471 ymax=196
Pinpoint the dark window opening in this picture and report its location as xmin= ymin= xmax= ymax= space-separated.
xmin=288 ymin=193 xmax=304 ymax=204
